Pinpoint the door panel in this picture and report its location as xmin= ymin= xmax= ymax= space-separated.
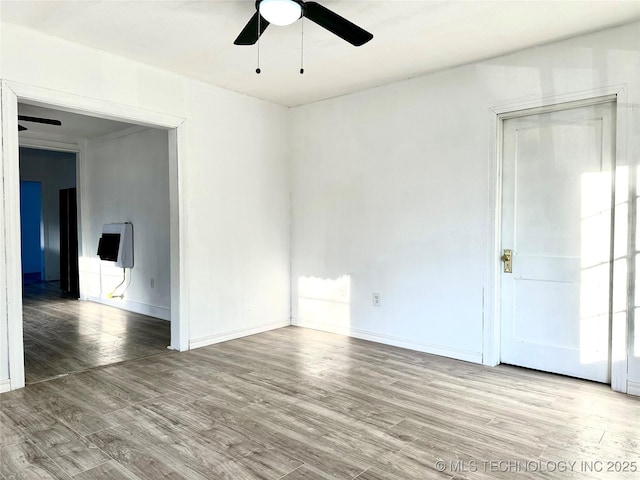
xmin=500 ymin=101 xmax=615 ymax=383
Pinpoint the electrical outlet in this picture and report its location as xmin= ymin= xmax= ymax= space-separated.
xmin=372 ymin=292 xmax=381 ymax=306
xmin=150 ymin=278 xmax=155 ymax=288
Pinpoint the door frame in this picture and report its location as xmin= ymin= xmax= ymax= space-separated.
xmin=1 ymin=80 xmax=189 ymax=391
xmin=484 ymin=85 xmax=631 ymax=393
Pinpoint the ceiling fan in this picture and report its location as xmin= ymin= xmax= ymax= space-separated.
xmin=18 ymin=115 xmax=62 ymax=132
xmin=234 ymin=0 xmax=373 ymax=47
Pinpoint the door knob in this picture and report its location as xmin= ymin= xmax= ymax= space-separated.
xmin=502 ymin=249 xmax=512 ymax=273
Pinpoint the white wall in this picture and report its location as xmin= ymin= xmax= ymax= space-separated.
xmin=82 ymin=128 xmax=171 ymax=320
xmin=19 ymin=147 xmax=76 ymax=281
xmin=290 ymin=23 xmax=640 ymax=387
xmin=0 ymin=23 xmax=291 ymax=386
xmin=3 ymin=20 xmax=639 ymax=394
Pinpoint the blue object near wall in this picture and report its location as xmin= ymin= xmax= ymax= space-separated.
xmin=20 ymin=181 xmax=44 ymax=281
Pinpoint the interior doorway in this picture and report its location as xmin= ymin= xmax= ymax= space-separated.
xmin=18 ymin=137 xmax=174 ymax=384
xmin=499 ymin=99 xmax=616 ymax=383
xmin=2 ymin=80 xmax=186 ymax=391
xmin=19 ymin=145 xmax=170 ymax=384
xmin=18 ymin=126 xmax=173 ymax=385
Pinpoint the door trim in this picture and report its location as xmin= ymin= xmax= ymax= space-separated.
xmin=484 ymin=85 xmax=630 ymax=393
xmin=2 ymin=83 xmax=25 ymax=389
xmin=1 ymin=80 xmax=189 ymax=391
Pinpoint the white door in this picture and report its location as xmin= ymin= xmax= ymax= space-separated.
xmin=500 ymin=100 xmax=615 ymax=383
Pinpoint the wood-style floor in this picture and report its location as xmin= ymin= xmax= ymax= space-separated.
xmin=22 ymin=282 xmax=171 ymax=384
xmin=1 ymin=327 xmax=639 ymax=480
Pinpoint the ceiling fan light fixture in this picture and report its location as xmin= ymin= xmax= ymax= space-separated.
xmin=259 ymin=0 xmax=301 ymax=26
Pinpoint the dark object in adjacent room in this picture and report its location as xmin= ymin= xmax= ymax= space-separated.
xmin=60 ymin=187 xmax=80 ymax=298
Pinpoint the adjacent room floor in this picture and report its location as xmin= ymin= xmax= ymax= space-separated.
xmin=1 ymin=326 xmax=638 ymax=479
xmin=22 ymin=281 xmax=171 ymax=384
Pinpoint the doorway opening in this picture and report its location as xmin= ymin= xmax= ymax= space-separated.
xmin=2 ymin=81 xmax=186 ymax=391
xmin=20 ymin=141 xmax=170 ymax=384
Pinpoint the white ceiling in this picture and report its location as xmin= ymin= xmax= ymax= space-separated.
xmin=18 ymin=103 xmax=137 ymax=142
xmin=3 ymin=1 xmax=640 ymax=106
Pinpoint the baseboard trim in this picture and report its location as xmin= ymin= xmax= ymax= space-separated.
xmin=87 ymin=296 xmax=170 ymax=321
xmin=292 ymin=318 xmax=482 ymax=364
xmin=628 ymin=381 xmax=640 ymax=396
xmin=0 ymin=378 xmax=11 ymax=393
xmin=190 ymin=319 xmax=291 ymax=350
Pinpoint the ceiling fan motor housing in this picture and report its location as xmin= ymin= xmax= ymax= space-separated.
xmin=256 ymin=0 xmax=304 ymax=26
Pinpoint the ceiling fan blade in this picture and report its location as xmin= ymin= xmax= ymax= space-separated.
xmin=18 ymin=115 xmax=62 ymax=126
xmin=18 ymin=125 xmax=27 ymax=132
xmin=234 ymin=12 xmax=270 ymax=45
xmin=303 ymin=2 xmax=373 ymax=46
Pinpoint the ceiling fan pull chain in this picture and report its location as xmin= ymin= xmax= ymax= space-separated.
xmin=300 ymin=17 xmax=304 ymax=74
xmin=256 ymin=13 xmax=262 ymax=74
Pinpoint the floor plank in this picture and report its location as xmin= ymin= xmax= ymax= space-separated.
xmin=0 ymin=441 xmax=73 ymax=480
xmin=72 ymin=461 xmax=141 ymax=480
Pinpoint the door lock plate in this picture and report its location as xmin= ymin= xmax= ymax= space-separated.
xmin=502 ymin=249 xmax=512 ymax=273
